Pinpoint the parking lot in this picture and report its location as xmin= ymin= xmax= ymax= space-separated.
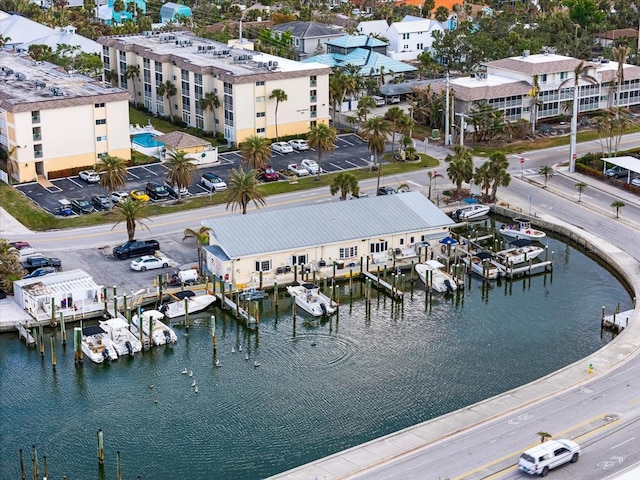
xmin=16 ymin=133 xmax=374 ymax=215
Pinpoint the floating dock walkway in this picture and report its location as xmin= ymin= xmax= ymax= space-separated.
xmin=363 ymin=271 xmax=404 ymax=300
xmin=500 ymin=260 xmax=554 ymax=278
xmin=602 ymin=309 xmax=634 ymax=333
xmin=215 ymin=293 xmax=258 ymax=327
xmin=16 ymin=323 xmax=36 ymax=347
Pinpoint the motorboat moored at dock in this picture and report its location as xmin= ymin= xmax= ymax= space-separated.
xmin=495 ymin=239 xmax=545 ymax=266
xmin=131 ymin=310 xmax=178 ymax=345
xmin=452 ymin=204 xmax=490 ymax=221
xmin=499 ymin=218 xmax=546 ymax=241
xmin=160 ymin=290 xmax=216 ymax=319
xmin=99 ymin=316 xmax=142 ymax=356
xmin=286 ymin=282 xmax=337 ymax=317
xmin=81 ymin=325 xmax=119 ymax=363
xmin=238 ymin=287 xmax=268 ymax=300
xmin=462 ymin=252 xmax=503 ymax=280
xmin=414 ymin=260 xmax=459 ymax=293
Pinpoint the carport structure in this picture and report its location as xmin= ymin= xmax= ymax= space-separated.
xmin=602 ymin=155 xmax=640 ymax=182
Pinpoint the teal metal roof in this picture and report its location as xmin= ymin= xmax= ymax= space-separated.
xmin=302 ymin=48 xmax=416 ymax=76
xmin=326 ymin=35 xmax=388 ymax=49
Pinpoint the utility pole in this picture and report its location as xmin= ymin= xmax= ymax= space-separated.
xmin=570 ymin=81 xmax=578 ymax=173
xmin=444 ymin=72 xmax=451 ymax=146
xmin=455 ymin=112 xmax=468 ymax=147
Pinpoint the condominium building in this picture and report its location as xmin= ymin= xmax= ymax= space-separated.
xmin=98 ymin=31 xmax=332 ymax=145
xmin=0 ymin=51 xmax=130 ymax=184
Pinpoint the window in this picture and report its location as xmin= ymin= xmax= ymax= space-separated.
xmin=416 ymin=43 xmax=423 ymax=50
xmin=310 ymin=75 xmax=317 ymax=87
xmin=257 ymin=127 xmax=265 ymax=133
xmin=310 ymin=120 xmax=317 ymax=128
xmin=94 ymin=103 xmax=105 ymax=108
xmin=256 ymin=111 xmax=266 ymax=118
xmin=95 ymin=119 xmax=106 ymax=125
xmin=255 ymin=260 xmax=271 ymax=272
xmin=194 ymin=73 xmax=202 ymax=85
xmin=32 ymin=110 xmax=40 ymax=122
xmin=224 ymin=82 xmax=233 ymax=94
xmin=256 ymin=81 xmax=265 ymax=86
xmin=96 ymin=135 xmax=107 ymax=142
xmin=370 ymin=240 xmax=388 ymax=254
xmin=339 ymin=246 xmax=358 ymax=259
xmin=560 ymin=71 xmax=568 ymax=80
xmin=541 ymin=74 xmax=548 ymax=84
xmin=400 ymin=238 xmax=404 ymax=245
xmin=402 ymin=33 xmax=410 ymax=40
xmin=256 ymin=96 xmax=265 ymax=102
xmin=292 ymin=254 xmax=308 ymax=265
xmin=410 ymin=236 xmax=414 ymax=244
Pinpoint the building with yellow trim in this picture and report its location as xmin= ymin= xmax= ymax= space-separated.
xmin=0 ymin=50 xmax=130 ymax=184
xmin=97 ymin=31 xmax=332 ymax=146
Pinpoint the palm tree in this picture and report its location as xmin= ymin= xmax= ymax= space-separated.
xmin=473 ymin=163 xmax=492 ymax=200
xmin=611 ymin=46 xmax=630 ymax=109
xmin=0 ymin=34 xmax=12 ymax=48
xmin=225 ymin=167 xmax=267 ymax=214
xmin=199 ymin=92 xmax=220 ymax=134
xmin=125 ymin=64 xmax=140 ymax=105
xmin=445 ymin=146 xmax=473 ymax=197
xmin=157 ymin=80 xmax=177 ymax=121
xmin=96 ymin=155 xmax=126 ymax=210
xmin=330 ymin=172 xmax=360 ymax=200
xmin=307 ymin=123 xmax=336 ymax=181
xmin=361 ymin=116 xmax=390 ymax=193
xmin=611 ymin=200 xmax=625 ymax=218
xmin=269 ymin=88 xmax=288 ymax=141
xmin=487 ymin=151 xmax=511 ymax=201
xmin=239 ymin=135 xmax=271 ymax=169
xmin=165 ymin=150 xmax=196 ymax=203
xmin=575 ymin=181 xmax=587 ymax=202
xmin=111 ymin=196 xmax=150 ymax=241
xmin=384 ymin=106 xmax=405 ymax=153
xmin=536 ymin=432 xmax=552 ymax=444
xmin=0 ymin=239 xmax=24 ymax=294
xmin=357 ymin=95 xmax=376 ymax=122
xmin=538 ymin=165 xmax=554 ymax=187
xmin=183 ymin=226 xmax=213 ymax=273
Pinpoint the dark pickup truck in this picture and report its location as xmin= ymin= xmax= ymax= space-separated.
xmin=21 ymin=256 xmax=62 ymax=273
xmin=113 ymin=240 xmax=160 ymax=260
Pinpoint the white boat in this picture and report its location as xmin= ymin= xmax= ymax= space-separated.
xmin=286 ymin=282 xmax=337 ymax=317
xmin=499 ymin=218 xmax=546 ymax=240
xmin=495 ymin=239 xmax=545 ymax=266
xmin=453 ymin=204 xmax=490 ymax=221
xmin=160 ymin=290 xmax=216 ymax=319
xmin=239 ymin=287 xmax=268 ymax=300
xmin=132 ymin=310 xmax=178 ymax=345
xmin=99 ymin=316 xmax=142 ymax=356
xmin=414 ymin=260 xmax=458 ymax=293
xmin=81 ymin=325 xmax=119 ymax=363
xmin=463 ymin=252 xmax=503 ymax=280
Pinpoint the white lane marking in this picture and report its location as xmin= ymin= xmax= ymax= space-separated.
xmin=612 ymin=437 xmax=635 ymax=449
xmin=338 ymin=138 xmax=354 ymax=146
xmin=127 ymin=171 xmax=140 ymax=179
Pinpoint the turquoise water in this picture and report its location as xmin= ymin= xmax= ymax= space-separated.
xmin=0 ymin=237 xmax=632 ymax=480
xmin=132 ymin=133 xmax=164 ymax=148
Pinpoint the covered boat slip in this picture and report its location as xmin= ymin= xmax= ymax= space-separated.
xmin=13 ymin=270 xmax=104 ymax=322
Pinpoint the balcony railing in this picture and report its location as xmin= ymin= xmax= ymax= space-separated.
xmin=310 ymin=80 xmax=317 ymax=87
xmin=33 ymin=133 xmax=41 ymax=141
xmin=34 ymin=150 xmax=43 ymax=158
xmin=32 ymin=116 xmax=40 ymax=123
xmin=310 ymin=111 xmax=317 ymax=118
xmin=310 ymin=95 xmax=317 ymax=103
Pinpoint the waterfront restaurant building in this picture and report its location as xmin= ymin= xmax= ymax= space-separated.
xmin=98 ymin=31 xmax=332 ymax=145
xmin=0 ymin=51 xmax=131 ymax=184
xmin=201 ymin=192 xmax=455 ymax=287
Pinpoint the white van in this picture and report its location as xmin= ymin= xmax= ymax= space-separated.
xmin=371 ymin=95 xmax=386 ymax=107
xmin=518 ymin=439 xmax=580 ymax=476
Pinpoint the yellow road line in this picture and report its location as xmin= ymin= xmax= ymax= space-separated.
xmin=454 ymin=413 xmax=616 ymax=480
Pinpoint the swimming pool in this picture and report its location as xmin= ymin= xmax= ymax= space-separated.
xmin=132 ymin=132 xmax=164 ymax=148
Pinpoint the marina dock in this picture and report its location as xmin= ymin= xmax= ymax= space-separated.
xmin=362 ymin=271 xmax=404 ymax=300
xmin=215 ymin=293 xmax=258 ymax=327
xmin=500 ymin=259 xmax=554 ymax=278
xmin=602 ymin=309 xmax=634 ymax=333
xmin=16 ymin=323 xmax=35 ymax=347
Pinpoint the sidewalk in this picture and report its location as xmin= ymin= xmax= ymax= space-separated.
xmin=0 ymin=206 xmax=31 ymax=237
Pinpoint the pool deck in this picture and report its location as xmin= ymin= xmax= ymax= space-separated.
xmin=130 ymin=125 xmax=164 ymax=157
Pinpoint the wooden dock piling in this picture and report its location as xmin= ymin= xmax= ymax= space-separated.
xmin=50 ymin=336 xmax=56 ymax=369
xmin=97 ymin=429 xmax=105 ymax=465
xmin=31 ymin=445 xmax=38 ymax=480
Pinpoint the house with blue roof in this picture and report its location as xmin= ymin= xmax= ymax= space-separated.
xmin=98 ymin=0 xmax=147 ymax=25
xmin=160 ymin=2 xmax=192 ymax=24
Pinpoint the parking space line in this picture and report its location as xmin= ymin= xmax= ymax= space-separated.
xmin=328 ymin=163 xmax=345 ymax=171
xmin=127 ymin=171 xmax=140 ymax=180
xmin=142 ymin=166 xmax=157 ymax=175
xmin=345 ymin=160 xmax=363 ymax=168
xmin=337 ymin=138 xmax=354 ymax=146
xmin=67 ymin=178 xmax=84 ymax=188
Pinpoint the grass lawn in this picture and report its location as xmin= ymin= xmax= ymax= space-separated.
xmin=0 ymin=155 xmax=439 ymax=232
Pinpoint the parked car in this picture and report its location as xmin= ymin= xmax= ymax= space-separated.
xmin=377 ymin=186 xmax=397 ymax=195
xmin=271 ymin=142 xmax=294 ymax=154
xmin=22 ymin=256 xmax=62 ymax=273
xmin=371 ymin=95 xmax=386 ymax=107
xmin=130 ymin=190 xmax=150 ymax=202
xmin=130 ymin=255 xmax=170 ymax=272
xmin=145 ymin=181 xmax=170 ymax=200
xmin=111 ymin=191 xmax=129 ymax=204
xmin=300 ymin=159 xmax=319 ymax=174
xmin=386 ymin=96 xmax=401 ymax=104
xmin=289 ymin=139 xmax=309 ymax=151
xmin=79 ymin=170 xmax=100 ymax=183
xmin=70 ymin=198 xmax=94 ymax=214
xmin=257 ymin=166 xmax=280 ymax=182
xmin=518 ymin=439 xmax=580 ymax=476
xmin=605 ymin=165 xmax=628 ymax=178
xmin=631 ymin=177 xmax=640 ymax=187
xmin=164 ymin=179 xmax=190 ymax=198
xmin=91 ymin=194 xmax=110 ymax=211
xmin=113 ymin=239 xmax=160 ymax=260
xmin=55 ymin=199 xmax=73 ymax=216
xmin=201 ymin=173 xmax=228 ymax=191
xmin=288 ymin=164 xmax=310 ymax=176
xmin=23 ymin=267 xmax=58 ymax=279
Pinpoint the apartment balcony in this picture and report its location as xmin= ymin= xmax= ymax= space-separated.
xmin=310 ymin=95 xmax=317 ymax=103
xmin=33 ymin=133 xmax=41 ymax=141
xmin=310 ymin=80 xmax=317 ymax=87
xmin=34 ymin=150 xmax=43 ymax=158
xmin=32 ymin=115 xmax=40 ymax=124
xmin=310 ymin=111 xmax=317 ymax=118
